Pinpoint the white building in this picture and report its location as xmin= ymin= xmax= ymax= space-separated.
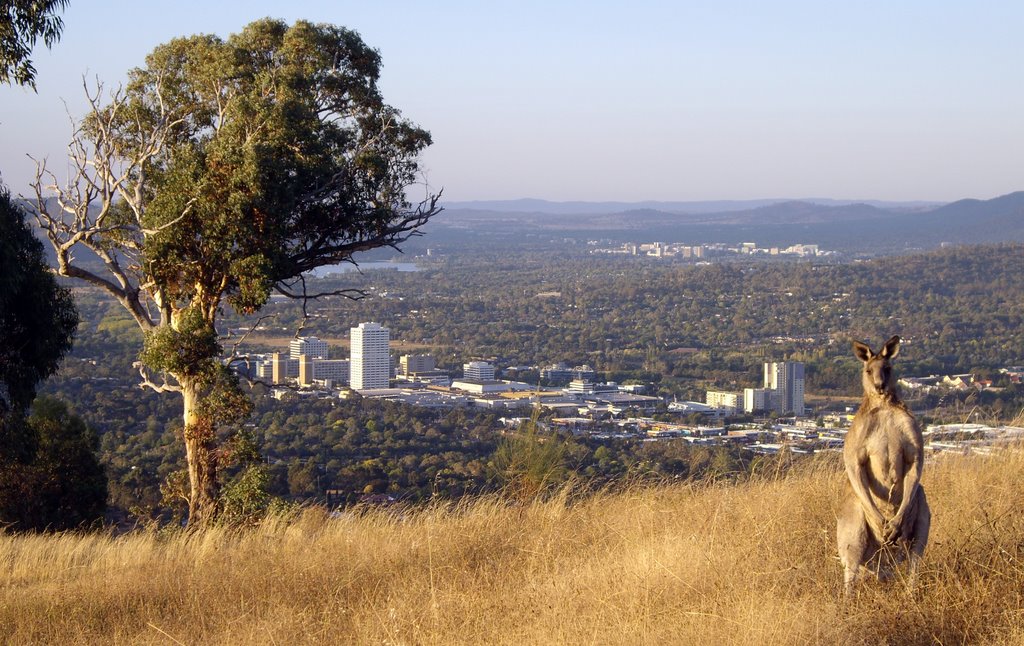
xmin=463 ymin=361 xmax=496 ymax=381
xmin=255 ymin=358 xmax=273 ymax=380
xmin=762 ymin=361 xmax=805 ymax=416
xmin=451 ymin=379 xmax=510 ymax=394
xmin=290 ymin=336 xmax=329 ymax=360
xmin=706 ymin=390 xmax=740 ymax=413
xmin=743 ymin=387 xmax=770 ymax=413
xmin=313 ymin=359 xmax=349 ymax=384
xmin=567 ymin=379 xmax=618 ymax=395
xmin=350 ymin=322 xmax=390 ymax=390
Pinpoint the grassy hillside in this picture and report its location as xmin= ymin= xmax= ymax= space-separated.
xmin=2 ymin=450 xmax=1024 ymax=645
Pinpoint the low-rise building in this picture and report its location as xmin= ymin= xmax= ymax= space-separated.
xmin=541 ymin=362 xmax=572 ymax=384
xmin=313 ymin=359 xmax=350 ymax=384
xmin=400 ymin=354 xmax=436 ymax=376
xmin=706 ymin=390 xmax=740 ymax=413
xmin=463 ymin=361 xmax=496 ymax=381
xmin=451 ymin=379 xmax=509 ymax=394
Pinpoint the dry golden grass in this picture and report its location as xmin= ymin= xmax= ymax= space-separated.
xmin=3 ymin=449 xmax=1024 ymax=645
xmin=238 ymin=332 xmax=433 ymax=353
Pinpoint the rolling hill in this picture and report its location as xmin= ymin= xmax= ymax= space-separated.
xmin=429 ymin=192 xmax=1024 ymax=252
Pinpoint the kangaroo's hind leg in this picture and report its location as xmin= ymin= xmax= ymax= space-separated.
xmin=906 ymin=488 xmax=931 ymax=592
xmin=837 ymin=486 xmax=870 ymax=596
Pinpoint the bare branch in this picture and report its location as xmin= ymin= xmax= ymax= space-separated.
xmin=24 ymin=75 xmax=194 ymax=331
xmin=274 ymin=280 xmax=367 ymax=302
xmin=223 ymin=314 xmax=274 ymax=362
xmin=139 ymin=198 xmax=197 ymax=235
xmin=285 ymin=191 xmax=442 ymax=276
xmin=134 ymin=362 xmax=183 ymax=393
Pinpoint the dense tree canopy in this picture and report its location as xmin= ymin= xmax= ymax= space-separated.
xmin=0 ymin=186 xmax=76 ymax=418
xmin=0 ymin=184 xmax=92 ymax=531
xmin=31 ymin=18 xmax=440 ymax=525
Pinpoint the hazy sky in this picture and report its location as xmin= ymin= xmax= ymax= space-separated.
xmin=2 ymin=1 xmax=1022 ymax=202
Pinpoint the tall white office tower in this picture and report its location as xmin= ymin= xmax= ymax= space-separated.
xmin=350 ymin=322 xmax=390 ymax=390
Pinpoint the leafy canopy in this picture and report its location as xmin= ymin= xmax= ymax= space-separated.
xmin=0 ymin=0 xmax=69 ymax=88
xmin=100 ymin=18 xmax=436 ymax=325
xmin=29 ymin=18 xmax=439 ymax=525
xmin=0 ymin=185 xmax=77 ymax=416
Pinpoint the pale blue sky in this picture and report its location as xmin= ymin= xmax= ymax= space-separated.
xmin=2 ymin=0 xmax=1022 ymax=202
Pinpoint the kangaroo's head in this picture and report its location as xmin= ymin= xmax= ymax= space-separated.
xmin=852 ymin=335 xmax=900 ymax=399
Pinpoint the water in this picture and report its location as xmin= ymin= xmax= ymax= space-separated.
xmin=311 ymin=260 xmax=421 ymax=277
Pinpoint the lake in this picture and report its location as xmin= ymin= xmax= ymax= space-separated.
xmin=311 ymin=260 xmax=422 ymax=277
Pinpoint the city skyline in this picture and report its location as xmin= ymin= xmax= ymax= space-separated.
xmin=2 ymin=1 xmax=1023 ymax=204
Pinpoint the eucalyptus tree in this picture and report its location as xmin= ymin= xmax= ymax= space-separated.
xmin=0 ymin=0 xmax=69 ymax=88
xmin=30 ymin=19 xmax=441 ymax=525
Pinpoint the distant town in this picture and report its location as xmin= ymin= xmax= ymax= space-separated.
xmin=588 ymin=240 xmax=832 ymax=259
xmin=230 ymin=325 xmax=1024 ymax=459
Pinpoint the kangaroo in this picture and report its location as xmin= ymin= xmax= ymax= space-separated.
xmin=837 ymin=335 xmax=930 ymax=595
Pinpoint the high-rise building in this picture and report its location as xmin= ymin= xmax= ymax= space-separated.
xmin=350 ymin=322 xmax=390 ymax=390
xmin=743 ymin=388 xmax=769 ymax=413
xmin=463 ymin=360 xmax=496 ymax=381
xmin=298 ymin=354 xmax=314 ymax=387
xmin=271 ymin=352 xmax=285 ymax=385
xmin=763 ymin=361 xmax=805 ymax=416
xmin=290 ymin=336 xmax=328 ymax=360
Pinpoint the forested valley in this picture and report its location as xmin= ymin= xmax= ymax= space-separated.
xmin=41 ymin=241 xmax=1024 ymax=522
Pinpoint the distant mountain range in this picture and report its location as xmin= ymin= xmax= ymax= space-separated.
xmin=441 ymin=197 xmax=941 ymax=215
xmin=20 ymin=192 xmax=1024 ymax=258
xmin=431 ymin=192 xmax=1024 ymax=252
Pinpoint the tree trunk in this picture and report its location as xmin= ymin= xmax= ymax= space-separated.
xmin=181 ymin=379 xmax=219 ymax=527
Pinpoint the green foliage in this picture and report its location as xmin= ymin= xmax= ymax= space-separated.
xmin=27 ymin=396 xmax=107 ymax=528
xmin=158 ymin=469 xmax=189 ymax=525
xmin=0 ymin=185 xmax=83 ymax=532
xmin=113 ymin=18 xmax=435 ymax=316
xmin=489 ymin=413 xmax=569 ymax=501
xmin=141 ymin=308 xmax=250 ymax=428
xmin=140 ymin=309 xmax=221 ymax=379
xmin=194 ymin=365 xmax=252 ymax=427
xmin=219 ymin=464 xmax=273 ymax=526
xmin=0 ymin=0 xmax=69 ymax=88
xmin=217 ymin=427 xmax=281 ymax=525
xmin=228 ymin=255 xmax=273 ymax=314
xmin=0 ymin=185 xmax=77 ymax=416
xmin=0 ymin=396 xmax=106 ymax=531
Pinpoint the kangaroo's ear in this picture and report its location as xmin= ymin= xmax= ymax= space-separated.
xmin=852 ymin=340 xmax=873 ymax=363
xmin=881 ymin=335 xmax=901 ymax=360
